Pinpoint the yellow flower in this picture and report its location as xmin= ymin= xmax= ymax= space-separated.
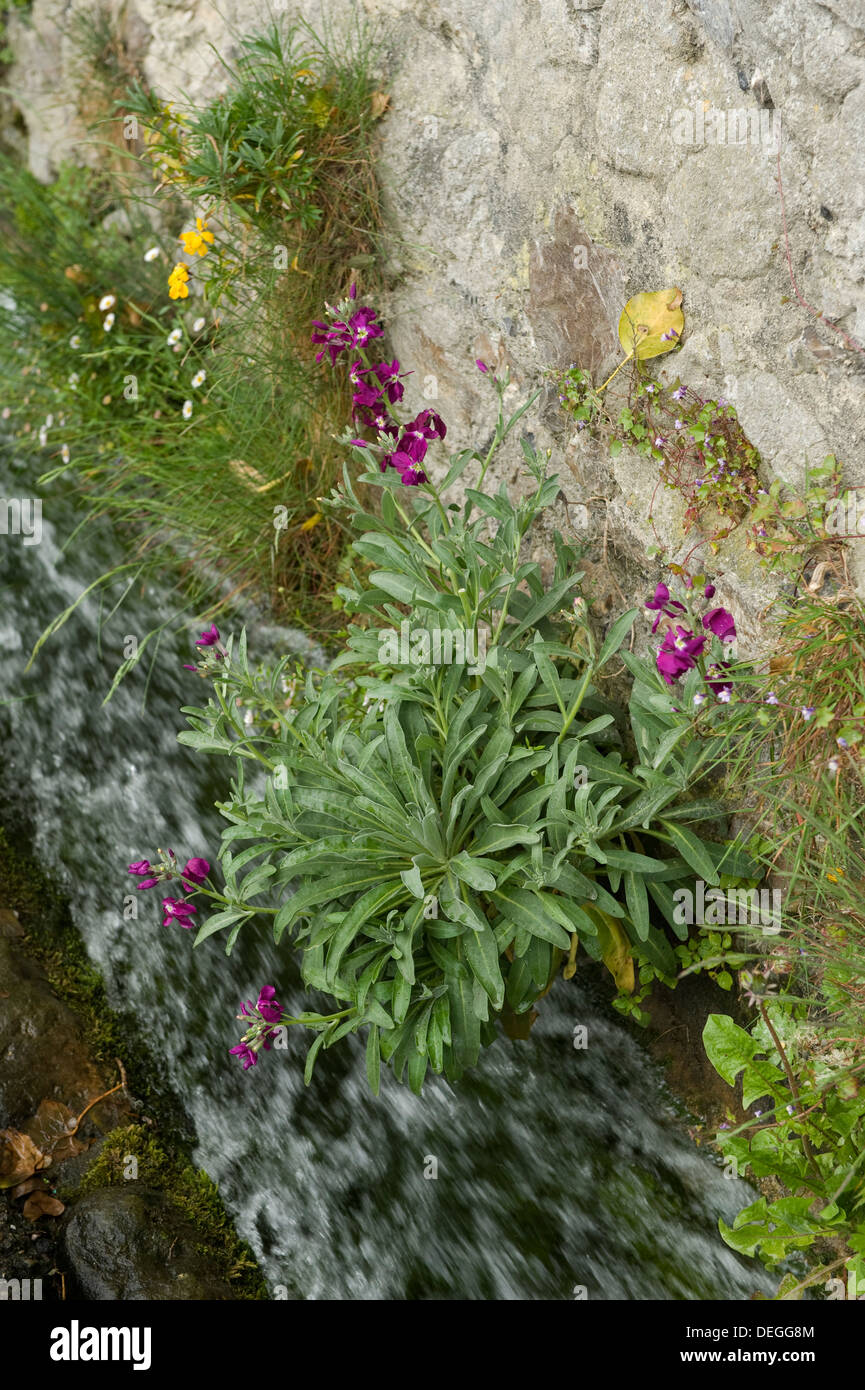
xmin=179 ymin=218 xmax=215 ymax=257
xmin=300 ymin=512 xmax=323 ymax=532
xmin=169 ymin=279 xmax=190 ymax=300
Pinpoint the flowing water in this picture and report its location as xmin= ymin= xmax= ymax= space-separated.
xmin=0 ymin=449 xmax=777 ymax=1300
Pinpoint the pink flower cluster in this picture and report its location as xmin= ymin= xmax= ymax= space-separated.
xmin=230 ymin=985 xmax=284 ymax=1071
xmin=128 ymin=851 xmax=210 ymax=929
xmin=644 ymin=580 xmax=737 ymax=694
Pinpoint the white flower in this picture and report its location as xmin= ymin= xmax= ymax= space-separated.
xmin=98 ymin=294 xmax=116 ymax=311
xmin=68 ymin=372 xmax=79 ymax=388
xmin=192 ymin=317 xmax=206 ymax=332
xmin=828 ymin=758 xmax=839 ymax=774
xmin=191 ymin=369 xmax=206 ymax=388
xmin=45 ymin=413 xmax=54 ymax=428
xmin=103 ymin=313 xmax=115 ymax=332
xmin=167 ymin=328 xmax=183 ymax=345
xmin=38 ymin=425 xmax=48 ymax=447
xmin=70 ymin=334 xmax=81 ymax=349
xmin=61 ymin=443 xmax=70 ymax=463
xmin=243 ymin=709 xmax=254 ymax=727
xmin=693 ymin=692 xmax=705 ymax=706
xmin=182 ymin=400 xmax=193 ymax=419
xmin=144 ymin=246 xmax=160 ymax=262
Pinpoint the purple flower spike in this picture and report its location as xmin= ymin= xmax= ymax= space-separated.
xmin=162 ymin=897 xmax=197 ymax=928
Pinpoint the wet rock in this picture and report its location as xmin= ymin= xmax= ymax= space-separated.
xmin=62 ymin=1186 xmax=238 ymax=1300
xmin=0 ymin=935 xmax=113 ymax=1129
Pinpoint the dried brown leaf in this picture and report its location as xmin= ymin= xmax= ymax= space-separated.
xmin=0 ymin=1130 xmax=44 ymax=1188
xmin=22 ymin=1191 xmax=65 ymax=1220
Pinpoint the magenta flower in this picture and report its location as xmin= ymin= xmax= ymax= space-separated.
xmin=229 ymin=1043 xmax=259 ymax=1071
xmin=195 ymin=623 xmax=220 ymax=647
xmin=657 ymin=626 xmax=707 ymax=684
xmin=128 ymin=860 xmax=151 ymax=876
xmin=404 ymin=409 xmax=447 ymax=444
xmin=702 ymin=607 xmax=737 ymax=642
xmin=256 ymin=985 xmax=283 ymax=1024
xmin=136 ymin=877 xmax=161 ymax=891
xmin=476 ymin=359 xmax=488 ymax=373
xmin=311 ymin=306 xmax=383 ymax=366
xmin=704 ymin=582 xmax=716 ymax=598
xmin=644 ymin=582 xmax=685 ymax=634
xmin=181 ymin=856 xmax=210 ymax=891
xmin=348 ymin=282 xmax=357 ymax=300
xmin=162 ymin=898 xmax=197 ymax=929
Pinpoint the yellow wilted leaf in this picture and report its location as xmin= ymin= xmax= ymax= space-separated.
xmin=300 ymin=511 xmax=323 ymax=532
xmin=618 ymin=287 xmax=684 ymax=361
xmin=563 ymin=932 xmax=579 ymax=980
xmin=598 ymin=914 xmax=635 ymax=994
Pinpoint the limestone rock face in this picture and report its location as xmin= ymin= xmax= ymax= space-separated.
xmin=4 ymin=0 xmax=864 ymax=627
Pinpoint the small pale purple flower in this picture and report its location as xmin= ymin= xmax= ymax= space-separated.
xmin=801 ymin=706 xmax=815 ymax=721
xmin=765 ymin=692 xmax=779 ymax=705
xmin=672 ymin=385 xmax=687 ymax=401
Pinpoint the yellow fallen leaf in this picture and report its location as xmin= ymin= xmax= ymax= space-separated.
xmin=598 ymin=287 xmax=684 ymax=393
xmin=300 ymin=512 xmax=323 ymax=532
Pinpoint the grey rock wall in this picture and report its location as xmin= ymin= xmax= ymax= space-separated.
xmin=5 ymin=0 xmax=864 ymax=641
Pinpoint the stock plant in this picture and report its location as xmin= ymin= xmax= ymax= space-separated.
xmin=128 ymin=289 xmax=766 ymax=1093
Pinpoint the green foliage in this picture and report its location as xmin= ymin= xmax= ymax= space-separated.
xmin=704 ymin=1009 xmax=865 ymax=1293
xmin=178 ymin=419 xmax=746 ymax=1094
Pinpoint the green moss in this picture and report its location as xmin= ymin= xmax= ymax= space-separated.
xmin=79 ymin=1125 xmax=268 ymax=1298
xmin=0 ymin=823 xmax=267 ymax=1299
